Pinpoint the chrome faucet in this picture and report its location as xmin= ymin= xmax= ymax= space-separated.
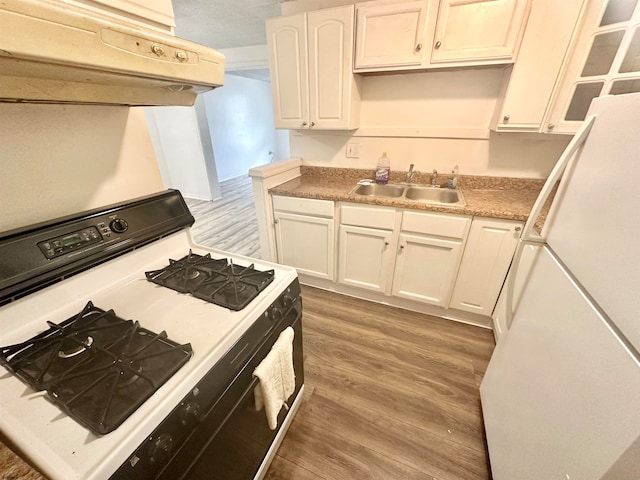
xmin=431 ymin=169 xmax=438 ymax=187
xmin=405 ymin=164 xmax=418 ymax=184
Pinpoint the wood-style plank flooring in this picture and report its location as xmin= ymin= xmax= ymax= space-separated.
xmin=265 ymin=286 xmax=496 ymax=480
xmin=185 ymin=175 xmax=260 ymax=258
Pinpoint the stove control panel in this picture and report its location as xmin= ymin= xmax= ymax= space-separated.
xmin=37 ymin=226 xmax=102 ymax=259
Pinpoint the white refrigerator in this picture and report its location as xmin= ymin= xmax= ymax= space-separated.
xmin=480 ymin=92 xmax=640 ymax=479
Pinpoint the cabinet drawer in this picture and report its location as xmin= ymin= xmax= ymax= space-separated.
xmin=341 ymin=204 xmax=397 ymax=229
xmin=401 ymin=211 xmax=470 ymax=238
xmin=272 ymin=196 xmax=334 ymax=218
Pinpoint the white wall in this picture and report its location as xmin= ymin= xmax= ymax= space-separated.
xmin=291 ymin=132 xmax=569 ymax=178
xmin=145 ymin=106 xmax=214 ymax=200
xmin=0 ymin=104 xmax=164 ymax=232
xmin=288 ymin=68 xmax=570 ymax=179
xmin=203 ymin=74 xmax=290 ymax=181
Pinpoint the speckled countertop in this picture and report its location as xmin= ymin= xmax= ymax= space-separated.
xmin=270 ymin=166 xmax=548 ymax=223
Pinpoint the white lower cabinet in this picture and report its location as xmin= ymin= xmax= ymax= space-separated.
xmin=391 ymin=210 xmax=470 ymax=307
xmin=338 ymin=225 xmax=396 ymax=293
xmin=337 ymin=204 xmax=399 ymax=293
xmin=338 ymin=204 xmax=470 ymax=308
xmin=272 ymin=196 xmax=335 ymax=280
xmin=273 ymin=196 xmax=523 ymax=322
xmin=392 ymin=233 xmax=465 ymax=307
xmin=449 ymin=217 xmax=523 ymax=315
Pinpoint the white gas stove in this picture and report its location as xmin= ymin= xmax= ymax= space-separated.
xmin=0 ymin=190 xmax=304 ymax=480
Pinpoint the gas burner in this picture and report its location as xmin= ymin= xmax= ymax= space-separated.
xmin=0 ymin=302 xmax=192 ymax=435
xmin=146 ymin=252 xmax=275 ymax=310
xmin=58 ymin=336 xmax=94 ymax=359
xmin=145 ymin=250 xmax=228 ymax=293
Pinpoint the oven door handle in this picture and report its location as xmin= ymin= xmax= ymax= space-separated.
xmin=214 ymin=376 xmax=261 ymax=437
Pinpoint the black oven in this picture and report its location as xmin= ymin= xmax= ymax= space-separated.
xmin=111 ymin=281 xmax=304 ymax=480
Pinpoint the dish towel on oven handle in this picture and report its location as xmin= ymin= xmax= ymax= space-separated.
xmin=253 ymin=326 xmax=296 ymax=430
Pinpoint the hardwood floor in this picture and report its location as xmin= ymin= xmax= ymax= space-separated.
xmin=265 ymin=286 xmax=496 ymax=480
xmin=185 ymin=175 xmax=261 ymax=258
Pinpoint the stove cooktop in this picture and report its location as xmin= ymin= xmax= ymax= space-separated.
xmin=0 ymin=302 xmax=192 ymax=435
xmin=145 ymin=251 xmax=275 ymax=311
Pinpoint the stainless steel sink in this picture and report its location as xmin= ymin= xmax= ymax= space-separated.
xmin=349 ymin=183 xmax=465 ymax=206
xmin=405 ymin=186 xmax=462 ymax=204
xmin=350 ymin=183 xmax=405 ymax=198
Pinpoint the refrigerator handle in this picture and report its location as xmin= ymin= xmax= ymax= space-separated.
xmin=520 ymin=114 xmax=596 ymax=244
xmin=505 ymin=114 xmax=596 ymax=329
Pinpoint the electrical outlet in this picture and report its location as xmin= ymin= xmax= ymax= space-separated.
xmin=346 ymin=143 xmax=359 ymax=158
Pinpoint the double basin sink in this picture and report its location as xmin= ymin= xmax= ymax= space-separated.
xmin=349 ymin=183 xmax=465 ymax=206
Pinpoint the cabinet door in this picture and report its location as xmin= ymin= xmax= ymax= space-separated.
xmin=308 ymin=6 xmax=358 ymax=129
xmin=545 ymin=0 xmax=640 ymax=134
xmin=450 ymin=218 xmax=522 ymax=316
xmin=338 ymin=225 xmax=396 ymax=293
xmin=431 ymin=0 xmax=530 ymax=65
xmin=492 ymin=0 xmax=586 ymax=132
xmin=354 ymin=0 xmax=430 ymax=69
xmin=266 ymin=14 xmax=309 ymax=129
xmin=274 ymin=212 xmax=334 ymax=280
xmin=392 ymin=233 xmax=463 ymax=307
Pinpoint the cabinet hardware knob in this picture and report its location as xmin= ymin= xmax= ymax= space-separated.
xmin=434 ymin=40 xmax=442 ymax=49
xmin=400 ymin=244 xmax=405 ymax=250
xmin=274 ymin=219 xmax=279 ymax=224
xmin=384 ymin=241 xmax=389 ymax=246
xmin=515 ymin=226 xmax=522 ymax=232
xmin=415 ymin=43 xmax=422 ymax=52
xmin=301 ymin=121 xmax=308 ymax=127
xmin=503 ymin=114 xmax=510 ymax=121
xmin=547 ymin=123 xmax=555 ymax=130
xmin=310 ymin=121 xmax=315 ymax=127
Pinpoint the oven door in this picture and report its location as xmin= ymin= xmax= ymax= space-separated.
xmin=158 ymin=300 xmax=304 ymax=480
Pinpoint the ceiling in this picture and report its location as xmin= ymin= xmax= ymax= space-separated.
xmin=173 ymin=0 xmax=286 ymax=81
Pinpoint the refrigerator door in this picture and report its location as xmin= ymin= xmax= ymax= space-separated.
xmin=481 ymin=246 xmax=640 ymax=479
xmin=542 ymin=93 xmax=640 ymax=351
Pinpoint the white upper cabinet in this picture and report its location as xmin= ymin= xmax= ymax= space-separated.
xmin=430 ymin=0 xmax=530 ymax=65
xmin=267 ymin=14 xmax=309 ymax=130
xmin=267 ymin=5 xmax=361 ymax=130
xmin=354 ymin=0 xmax=530 ymax=72
xmin=354 ymin=0 xmax=433 ymax=69
xmin=546 ymin=0 xmax=640 ymax=134
xmin=491 ymin=0 xmax=587 ymax=132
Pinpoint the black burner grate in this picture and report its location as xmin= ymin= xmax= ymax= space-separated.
xmin=145 ymin=251 xmax=274 ymax=311
xmin=0 ymin=302 xmax=192 ymax=435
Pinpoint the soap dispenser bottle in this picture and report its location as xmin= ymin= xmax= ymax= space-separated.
xmin=375 ymin=152 xmax=391 ymax=184
xmin=447 ymin=165 xmax=459 ymax=189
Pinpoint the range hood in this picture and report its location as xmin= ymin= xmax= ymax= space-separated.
xmin=0 ymin=0 xmax=224 ymax=106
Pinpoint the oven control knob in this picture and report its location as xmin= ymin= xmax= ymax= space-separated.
xmin=282 ymin=293 xmax=294 ymax=309
xmin=270 ymin=306 xmax=284 ymax=322
xmin=109 ymin=219 xmax=128 ymax=234
xmin=180 ymin=401 xmax=202 ymax=427
xmin=149 ymin=433 xmax=173 ymax=464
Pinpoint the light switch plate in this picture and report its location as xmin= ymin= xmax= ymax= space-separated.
xmin=346 ymin=143 xmax=359 ymax=158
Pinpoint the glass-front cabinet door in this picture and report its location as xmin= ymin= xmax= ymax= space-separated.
xmin=546 ymin=0 xmax=640 ymax=133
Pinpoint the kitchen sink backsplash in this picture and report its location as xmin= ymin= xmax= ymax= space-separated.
xmin=299 ymin=166 xmax=546 ymax=191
